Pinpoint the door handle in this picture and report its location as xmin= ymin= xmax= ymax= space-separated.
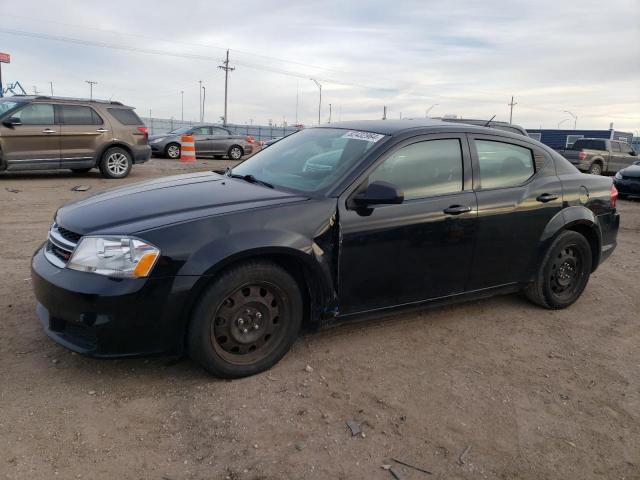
xmin=96 ymin=128 xmax=109 ymax=133
xmin=536 ymin=193 xmax=558 ymax=203
xmin=443 ymin=205 xmax=472 ymax=215
xmin=42 ymin=128 xmax=56 ymax=134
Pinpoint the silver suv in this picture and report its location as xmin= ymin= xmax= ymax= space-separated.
xmin=0 ymin=96 xmax=151 ymax=178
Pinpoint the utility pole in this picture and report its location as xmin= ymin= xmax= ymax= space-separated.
xmin=33 ymin=85 xmax=40 ymax=95
xmin=564 ymin=110 xmax=577 ymax=130
xmin=328 ymin=103 xmax=332 ymax=123
xmin=85 ymin=80 xmax=97 ymax=100
xmin=149 ymin=109 xmax=153 ymax=135
xmin=181 ymin=90 xmax=184 ymax=122
xmin=198 ymin=80 xmax=202 ymax=123
xmin=426 ymin=103 xmax=438 ymax=117
xmin=49 ymin=81 xmax=54 ymax=96
xmin=202 ymin=86 xmax=206 ymax=122
xmin=218 ymin=49 xmax=235 ymax=126
xmin=382 ymin=106 xmax=387 ymax=120
xmin=508 ymin=95 xmax=517 ymax=124
xmin=310 ymin=78 xmax=322 ymax=125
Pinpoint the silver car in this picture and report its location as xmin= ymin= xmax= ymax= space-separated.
xmin=149 ymin=125 xmax=254 ymax=160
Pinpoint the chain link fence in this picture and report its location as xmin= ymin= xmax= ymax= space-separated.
xmin=140 ymin=117 xmax=302 ymax=142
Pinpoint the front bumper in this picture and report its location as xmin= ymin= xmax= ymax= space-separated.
xmin=614 ymin=178 xmax=640 ymax=196
xmin=31 ymin=246 xmax=191 ymax=357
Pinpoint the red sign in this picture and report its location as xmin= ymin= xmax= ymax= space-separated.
xmin=0 ymin=53 xmax=10 ymax=64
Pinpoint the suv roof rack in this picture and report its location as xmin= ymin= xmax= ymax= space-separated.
xmin=11 ymin=95 xmax=125 ymax=106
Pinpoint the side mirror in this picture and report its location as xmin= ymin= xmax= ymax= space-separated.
xmin=351 ymin=180 xmax=404 ymax=208
xmin=2 ymin=117 xmax=22 ymax=128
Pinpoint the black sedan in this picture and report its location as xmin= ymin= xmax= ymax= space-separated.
xmin=31 ymin=119 xmax=620 ymax=378
xmin=614 ymin=160 xmax=640 ymax=198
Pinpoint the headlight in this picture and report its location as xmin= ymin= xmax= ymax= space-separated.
xmin=149 ymin=137 xmax=165 ymax=144
xmin=614 ymin=171 xmax=622 ymax=180
xmin=67 ymin=236 xmax=160 ymax=278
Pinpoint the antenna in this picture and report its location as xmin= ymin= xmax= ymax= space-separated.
xmin=484 ymin=115 xmax=496 ymax=127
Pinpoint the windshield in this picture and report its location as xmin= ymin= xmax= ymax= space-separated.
xmin=168 ymin=126 xmax=192 ymax=135
xmin=232 ymin=128 xmax=387 ymax=194
xmin=0 ymin=100 xmax=22 ymax=117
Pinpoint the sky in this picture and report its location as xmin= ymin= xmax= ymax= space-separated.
xmin=0 ymin=0 xmax=638 ymax=133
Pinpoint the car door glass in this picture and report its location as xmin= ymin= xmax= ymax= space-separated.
xmin=369 ymin=139 xmax=463 ymax=200
xmin=211 ymin=128 xmax=228 ymax=136
xmin=192 ymin=127 xmax=210 ymax=136
xmin=13 ymin=104 xmax=54 ymax=125
xmin=61 ymin=105 xmax=103 ymax=125
xmin=475 ymin=140 xmax=535 ymax=189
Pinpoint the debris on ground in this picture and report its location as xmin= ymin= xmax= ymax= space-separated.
xmin=391 ymin=457 xmax=432 ymax=475
xmin=71 ymin=185 xmax=91 ymax=191
xmin=5 ymin=187 xmax=21 ymax=193
xmin=389 ymin=467 xmax=405 ymax=480
xmin=346 ymin=420 xmax=361 ymax=436
xmin=304 ymin=365 xmax=314 ymax=373
xmin=458 ymin=445 xmax=472 ymax=465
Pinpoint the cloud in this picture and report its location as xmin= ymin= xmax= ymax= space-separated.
xmin=0 ymin=0 xmax=638 ymax=132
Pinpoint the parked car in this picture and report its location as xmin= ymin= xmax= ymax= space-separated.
xmin=614 ymin=160 xmax=640 ymax=198
xmin=560 ymin=138 xmax=638 ymax=175
xmin=149 ymin=125 xmax=254 ymax=160
xmin=0 ymin=95 xmax=150 ymax=178
xmin=436 ymin=117 xmax=529 ymax=136
xmin=262 ymin=137 xmax=282 ymax=148
xmin=32 ymin=119 xmax=619 ymax=378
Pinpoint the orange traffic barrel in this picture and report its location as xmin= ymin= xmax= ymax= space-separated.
xmin=180 ymin=134 xmax=196 ymax=162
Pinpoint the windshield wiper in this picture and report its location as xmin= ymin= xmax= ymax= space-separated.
xmin=225 ymin=168 xmax=274 ymax=189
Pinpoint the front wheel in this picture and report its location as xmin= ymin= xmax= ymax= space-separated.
xmin=188 ymin=261 xmax=302 ymax=378
xmin=228 ymin=145 xmax=243 ymax=160
xmin=589 ymin=163 xmax=602 ymax=175
xmin=524 ymin=231 xmax=592 ymax=309
xmin=99 ymin=147 xmax=132 ymax=179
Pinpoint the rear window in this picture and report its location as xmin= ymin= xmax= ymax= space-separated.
xmin=572 ymin=139 xmax=605 ymax=151
xmin=60 ymin=105 xmax=103 ymax=125
xmin=108 ymin=108 xmax=143 ymax=125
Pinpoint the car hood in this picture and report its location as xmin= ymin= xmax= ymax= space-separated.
xmin=56 ymin=172 xmax=307 ymax=235
xmin=620 ymin=164 xmax=640 ymax=178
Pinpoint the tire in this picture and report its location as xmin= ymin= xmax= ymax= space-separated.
xmin=165 ymin=143 xmax=181 ymax=159
xmin=71 ymin=168 xmax=92 ymax=174
xmin=188 ymin=261 xmax=303 ymax=378
xmin=228 ymin=145 xmax=244 ymax=160
xmin=99 ymin=147 xmax=132 ymax=179
xmin=589 ymin=162 xmax=602 ymax=175
xmin=524 ymin=231 xmax=593 ymax=309
xmin=213 ymin=155 xmax=224 ymax=160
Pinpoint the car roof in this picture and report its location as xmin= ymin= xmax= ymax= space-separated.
xmin=315 ymin=118 xmax=528 ymax=139
xmin=7 ymin=95 xmax=131 ymax=108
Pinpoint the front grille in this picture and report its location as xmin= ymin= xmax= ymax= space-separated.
xmin=48 ymin=242 xmax=73 ymax=262
xmin=44 ymin=223 xmax=81 ymax=268
xmin=56 ymin=225 xmax=82 ymax=244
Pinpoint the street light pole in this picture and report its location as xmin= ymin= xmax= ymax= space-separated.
xmin=558 ymin=118 xmax=570 ymax=128
xmin=425 ymin=103 xmax=438 ymax=118
xmin=181 ymin=90 xmax=184 ymax=123
xmin=310 ymin=78 xmax=322 ymax=125
xmin=199 ymin=80 xmax=202 ymax=123
xmin=564 ymin=110 xmax=577 ymax=130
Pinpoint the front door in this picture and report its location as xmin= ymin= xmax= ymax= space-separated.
xmin=59 ymin=104 xmax=108 ymax=169
xmin=617 ymin=141 xmax=638 ymax=171
xmin=467 ymin=134 xmax=564 ymax=289
xmin=210 ymin=127 xmax=233 ymax=155
xmin=191 ymin=126 xmax=212 ymax=155
xmin=0 ymin=103 xmax=60 ymax=170
xmin=338 ymin=134 xmax=477 ymax=314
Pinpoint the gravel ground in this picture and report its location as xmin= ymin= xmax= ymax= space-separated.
xmin=1 ymin=159 xmax=639 ymax=480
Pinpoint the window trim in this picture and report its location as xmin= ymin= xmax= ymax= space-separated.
xmin=342 ymin=132 xmax=473 ymax=210
xmin=12 ymin=102 xmax=55 ymax=126
xmin=468 ymin=133 xmax=545 ymax=192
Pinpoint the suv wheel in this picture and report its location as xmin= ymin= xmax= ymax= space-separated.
xmin=524 ymin=231 xmax=592 ymax=309
xmin=188 ymin=261 xmax=302 ymax=378
xmin=165 ymin=143 xmax=181 ymax=159
xmin=589 ymin=162 xmax=602 ymax=175
xmin=228 ymin=145 xmax=243 ymax=160
xmin=100 ymin=147 xmax=132 ymax=179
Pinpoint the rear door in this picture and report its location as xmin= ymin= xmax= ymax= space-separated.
xmin=467 ymin=133 xmax=563 ymax=289
xmin=338 ymin=133 xmax=477 ymax=314
xmin=609 ymin=141 xmax=625 ymax=173
xmin=191 ymin=126 xmax=212 ymax=155
xmin=0 ymin=103 xmax=60 ymax=169
xmin=210 ymin=127 xmax=233 ymax=154
xmin=58 ymin=104 xmax=107 ymax=169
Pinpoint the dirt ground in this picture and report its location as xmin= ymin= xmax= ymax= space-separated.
xmin=1 ymin=158 xmax=638 ymax=480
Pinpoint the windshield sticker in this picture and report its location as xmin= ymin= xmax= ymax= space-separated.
xmin=342 ymin=131 xmax=385 ymax=143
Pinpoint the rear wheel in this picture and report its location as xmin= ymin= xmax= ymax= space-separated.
xmin=99 ymin=147 xmax=132 ymax=179
xmin=188 ymin=261 xmax=302 ymax=378
xmin=165 ymin=143 xmax=181 ymax=159
xmin=589 ymin=162 xmax=602 ymax=175
xmin=228 ymin=145 xmax=243 ymax=160
xmin=524 ymin=231 xmax=592 ymax=309
xmin=71 ymin=168 xmax=92 ymax=174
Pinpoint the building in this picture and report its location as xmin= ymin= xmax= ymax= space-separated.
xmin=527 ymin=128 xmax=634 ymax=149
